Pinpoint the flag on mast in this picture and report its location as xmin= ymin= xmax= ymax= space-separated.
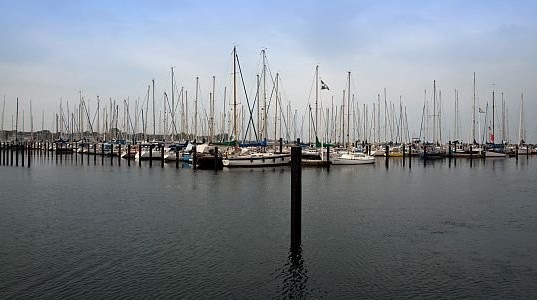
xmin=320 ymin=80 xmax=330 ymax=90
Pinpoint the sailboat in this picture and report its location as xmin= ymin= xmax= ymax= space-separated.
xmin=331 ymin=71 xmax=375 ymax=165
xmin=484 ymin=88 xmax=506 ymax=158
xmin=420 ymin=80 xmax=445 ymax=159
xmin=222 ymin=47 xmax=291 ymax=168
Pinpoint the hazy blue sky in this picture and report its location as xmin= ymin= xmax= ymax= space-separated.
xmin=1 ymin=0 xmax=536 ymax=142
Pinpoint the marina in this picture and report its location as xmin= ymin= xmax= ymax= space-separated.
xmin=1 ymin=148 xmax=536 ymax=298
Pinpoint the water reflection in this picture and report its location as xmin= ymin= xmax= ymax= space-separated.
xmin=276 ymin=245 xmax=309 ymax=298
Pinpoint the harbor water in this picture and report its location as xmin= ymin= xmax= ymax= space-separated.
xmin=1 ymin=155 xmax=537 ymax=298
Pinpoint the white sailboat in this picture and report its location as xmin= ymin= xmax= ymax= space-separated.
xmin=222 ymin=47 xmax=291 ymax=168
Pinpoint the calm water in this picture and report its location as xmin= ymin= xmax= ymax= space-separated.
xmin=1 ymin=153 xmax=537 ymax=298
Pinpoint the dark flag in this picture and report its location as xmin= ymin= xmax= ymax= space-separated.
xmin=321 ymin=80 xmax=330 ymax=90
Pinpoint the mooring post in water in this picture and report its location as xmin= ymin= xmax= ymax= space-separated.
xmin=110 ymin=144 xmax=114 ymax=166
xmin=27 ymin=142 xmax=31 ymax=168
xmin=327 ymin=145 xmax=331 ymax=164
xmin=469 ymin=144 xmax=473 ymax=168
xmin=402 ymin=144 xmax=406 ymax=166
xmin=93 ymin=144 xmax=97 ymax=165
xmin=101 ymin=143 xmax=105 ymax=165
xmin=214 ymin=146 xmax=219 ymax=170
xmin=10 ymin=142 xmax=14 ymax=166
xmin=448 ymin=141 xmax=452 ymax=158
xmin=160 ymin=145 xmax=164 ymax=168
xmin=470 ymin=144 xmax=473 ymax=161
xmin=279 ymin=138 xmax=283 ymax=153
xmin=118 ymin=144 xmax=121 ymax=167
xmin=192 ymin=145 xmax=197 ymax=170
xmin=385 ymin=145 xmax=389 ymax=169
xmin=408 ymin=144 xmax=412 ymax=169
xmin=15 ymin=141 xmax=19 ymax=167
xmin=21 ymin=142 xmax=25 ymax=167
xmin=127 ymin=144 xmax=131 ymax=166
xmin=291 ymin=146 xmax=302 ymax=246
xmin=149 ymin=145 xmax=153 ymax=168
xmin=515 ymin=145 xmax=519 ymax=162
xmin=175 ymin=147 xmax=179 ymax=169
xmin=138 ymin=144 xmax=142 ymax=167
xmin=526 ymin=145 xmax=529 ymax=159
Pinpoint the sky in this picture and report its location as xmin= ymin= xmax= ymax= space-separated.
xmin=1 ymin=0 xmax=536 ymax=143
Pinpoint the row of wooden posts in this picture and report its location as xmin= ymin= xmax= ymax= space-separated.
xmin=0 ymin=141 xmax=207 ymax=170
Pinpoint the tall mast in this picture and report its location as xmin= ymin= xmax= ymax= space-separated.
xmin=194 ymin=76 xmax=199 ymax=142
xmin=262 ymin=49 xmax=267 ymax=142
xmin=152 ymin=79 xmax=156 ymax=138
xmin=30 ymin=100 xmax=34 ymax=141
xmin=315 ymin=65 xmax=319 ymax=144
xmin=472 ymin=72 xmax=476 ymax=144
xmin=15 ymin=97 xmax=19 ymax=142
xmin=274 ymin=73 xmax=279 ymax=150
xmin=233 ymin=46 xmax=238 ymax=147
xmin=1 ymin=96 xmax=5 ymax=140
xmin=384 ymin=88 xmax=387 ymax=142
xmin=377 ymin=94 xmax=381 ymax=143
xmin=347 ymin=71 xmax=351 ymax=148
xmin=501 ymin=92 xmax=505 ymax=143
xmin=518 ymin=93 xmax=525 ymax=144
xmin=433 ymin=80 xmax=437 ymax=145
xmin=210 ymin=75 xmax=215 ymax=143
xmin=492 ymin=86 xmax=495 ymax=144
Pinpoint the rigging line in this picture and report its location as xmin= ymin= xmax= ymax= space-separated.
xmin=235 ymin=52 xmax=259 ymax=142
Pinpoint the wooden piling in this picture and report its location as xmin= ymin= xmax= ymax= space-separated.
xmin=192 ymin=146 xmax=197 ymax=170
xmin=93 ymin=144 xmax=97 ymax=165
xmin=291 ymin=146 xmax=302 ymax=246
xmin=11 ymin=142 xmax=14 ymax=166
xmin=127 ymin=144 xmax=131 ymax=166
xmin=161 ymin=145 xmax=164 ymax=168
xmin=408 ymin=144 xmax=412 ymax=169
xmin=279 ymin=138 xmax=283 ymax=153
xmin=110 ymin=144 xmax=114 ymax=166
xmin=470 ymin=144 xmax=473 ymax=167
xmin=402 ymin=144 xmax=406 ymax=166
xmin=138 ymin=144 xmax=142 ymax=167
xmin=118 ymin=144 xmax=121 ymax=166
xmin=21 ymin=142 xmax=25 ymax=167
xmin=15 ymin=141 xmax=19 ymax=167
xmin=27 ymin=142 xmax=31 ymax=168
xmin=175 ymin=147 xmax=179 ymax=169
xmin=149 ymin=145 xmax=153 ymax=168
xmin=214 ymin=146 xmax=219 ymax=170
xmin=515 ymin=145 xmax=519 ymax=161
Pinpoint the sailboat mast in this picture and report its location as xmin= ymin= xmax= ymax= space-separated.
xmin=195 ymin=76 xmax=199 ymax=142
xmin=262 ymin=50 xmax=267 ymax=142
xmin=233 ymin=47 xmax=238 ymax=147
xmin=501 ymin=92 xmax=505 ymax=143
xmin=1 ymin=96 xmax=5 ymax=140
xmin=15 ymin=97 xmax=19 ymax=142
xmin=274 ymin=73 xmax=279 ymax=150
xmin=152 ymin=79 xmax=156 ymax=139
xmin=30 ymin=100 xmax=34 ymax=141
xmin=315 ymin=65 xmax=319 ymax=144
xmin=472 ymin=72 xmax=476 ymax=144
xmin=433 ymin=80 xmax=436 ymax=145
xmin=347 ymin=71 xmax=351 ymax=148
xmin=492 ymin=87 xmax=495 ymax=144
xmin=518 ymin=93 xmax=525 ymax=144
xmin=211 ymin=75 xmax=215 ymax=143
